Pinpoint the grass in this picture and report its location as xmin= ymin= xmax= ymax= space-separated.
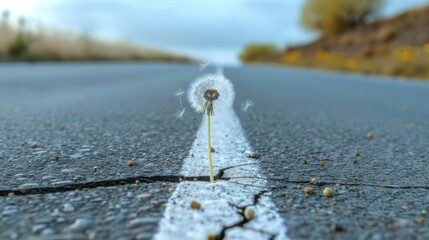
xmin=0 ymin=24 xmax=191 ymax=62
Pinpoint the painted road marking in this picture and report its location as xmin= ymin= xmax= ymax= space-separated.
xmin=154 ymin=107 xmax=288 ymax=239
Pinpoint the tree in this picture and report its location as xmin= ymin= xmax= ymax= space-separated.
xmin=239 ymin=44 xmax=278 ymax=63
xmin=300 ymin=0 xmax=385 ymax=36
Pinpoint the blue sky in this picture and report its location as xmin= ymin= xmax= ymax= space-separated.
xmin=1 ymin=0 xmax=429 ymax=64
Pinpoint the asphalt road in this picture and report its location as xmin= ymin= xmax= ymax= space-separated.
xmin=0 ymin=62 xmax=428 ymax=240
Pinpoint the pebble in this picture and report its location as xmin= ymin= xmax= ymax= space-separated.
xmin=323 ymin=187 xmax=333 ymax=197
xmin=304 ymin=187 xmax=313 ymax=195
xmin=31 ymin=142 xmax=39 ymax=148
xmin=68 ymin=218 xmax=95 ymax=232
xmin=127 ymin=217 xmax=159 ymax=228
xmin=249 ymin=152 xmax=257 ymax=158
xmin=244 ymin=207 xmax=255 ymax=220
xmin=190 ymin=201 xmax=201 ymax=209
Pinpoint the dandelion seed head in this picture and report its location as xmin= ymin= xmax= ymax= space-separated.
xmin=187 ymin=74 xmax=234 ymax=113
xmin=175 ymin=108 xmax=186 ymax=119
xmin=175 ymin=89 xmax=185 ymax=97
xmin=241 ymin=100 xmax=254 ymax=112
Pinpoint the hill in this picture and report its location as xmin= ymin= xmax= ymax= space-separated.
xmin=0 ymin=22 xmax=192 ymax=62
xmin=242 ymin=6 xmax=429 ymax=80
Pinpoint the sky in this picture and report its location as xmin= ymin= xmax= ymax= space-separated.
xmin=1 ymin=0 xmax=429 ymax=64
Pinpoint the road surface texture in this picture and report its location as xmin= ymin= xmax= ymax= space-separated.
xmin=0 ymin=63 xmax=428 ymax=239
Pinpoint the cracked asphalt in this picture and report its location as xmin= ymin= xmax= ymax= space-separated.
xmin=1 ymin=63 xmax=428 ymax=239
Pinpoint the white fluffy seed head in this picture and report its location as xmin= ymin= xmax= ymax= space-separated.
xmin=187 ymin=74 xmax=234 ymax=113
xmin=241 ymin=99 xmax=254 ymax=112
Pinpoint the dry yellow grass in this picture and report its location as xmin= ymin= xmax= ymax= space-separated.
xmin=0 ymin=25 xmax=190 ymax=62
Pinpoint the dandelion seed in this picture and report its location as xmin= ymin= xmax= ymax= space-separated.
xmin=199 ymin=61 xmax=210 ymax=71
xmin=241 ymin=99 xmax=260 ymax=122
xmin=175 ymin=89 xmax=185 ymax=97
xmin=175 ymin=89 xmax=185 ymax=109
xmin=175 ymin=108 xmax=186 ymax=119
xmin=188 ymin=74 xmax=234 ymax=183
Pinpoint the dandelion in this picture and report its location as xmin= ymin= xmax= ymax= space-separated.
xmin=188 ymin=74 xmax=234 ymax=182
xmin=241 ymin=99 xmax=260 ymax=122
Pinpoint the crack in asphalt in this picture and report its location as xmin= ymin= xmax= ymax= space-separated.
xmin=214 ymin=190 xmax=276 ymax=240
xmin=0 ymin=163 xmax=259 ymax=196
xmin=0 ymin=163 xmax=249 ymax=196
xmin=0 ymin=173 xmax=229 ymax=196
xmin=229 ymin=177 xmax=429 ymax=189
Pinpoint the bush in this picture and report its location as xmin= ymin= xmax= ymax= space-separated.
xmin=300 ymin=0 xmax=384 ymax=36
xmin=239 ymin=44 xmax=278 ymax=63
xmin=8 ymin=35 xmax=29 ymax=57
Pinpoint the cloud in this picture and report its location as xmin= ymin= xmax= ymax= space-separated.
xmin=28 ymin=0 xmax=313 ymax=64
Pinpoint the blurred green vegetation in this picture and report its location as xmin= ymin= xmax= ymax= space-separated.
xmin=300 ymin=0 xmax=384 ymax=36
xmin=240 ymin=3 xmax=429 ymax=80
xmin=239 ymin=44 xmax=279 ymax=63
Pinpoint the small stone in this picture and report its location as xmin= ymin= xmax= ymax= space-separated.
xmin=210 ymin=147 xmax=215 ymax=153
xmin=304 ymin=187 xmax=313 ymax=195
xmin=8 ymin=192 xmax=14 ymax=197
xmin=302 ymin=159 xmax=307 ymax=165
xmin=206 ymin=233 xmax=216 ymax=240
xmin=31 ymin=142 xmax=39 ymax=148
xmin=315 ymin=216 xmax=320 ymax=221
xmin=54 ymin=155 xmax=60 ymax=161
xmin=249 ymin=152 xmax=257 ymax=158
xmin=422 ymin=210 xmax=427 ymax=216
xmin=310 ymin=178 xmax=317 ymax=185
xmin=319 ymin=160 xmax=325 ymax=167
xmin=352 ymin=159 xmax=358 ymax=164
xmin=331 ymin=198 xmax=337 ymax=205
xmin=323 ymin=187 xmax=333 ymax=197
xmin=355 ymin=151 xmax=360 ymax=157
xmin=244 ymin=207 xmax=255 ymax=220
xmin=367 ymin=132 xmax=374 ymax=139
xmin=190 ymin=201 xmax=201 ymax=209
xmin=93 ymin=166 xmax=97 ymax=173
xmin=416 ymin=219 xmax=424 ymax=224
xmin=127 ymin=161 xmax=135 ymax=167
xmin=331 ymin=224 xmax=344 ymax=232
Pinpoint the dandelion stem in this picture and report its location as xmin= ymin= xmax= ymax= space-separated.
xmin=207 ymin=113 xmax=214 ymax=183
xmin=250 ymin=110 xmax=260 ymax=122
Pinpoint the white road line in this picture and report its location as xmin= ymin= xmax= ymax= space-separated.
xmin=154 ymin=107 xmax=288 ymax=240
